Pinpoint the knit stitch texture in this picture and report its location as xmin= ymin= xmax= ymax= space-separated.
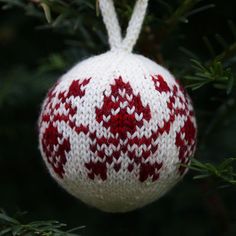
xmin=39 ymin=51 xmax=197 ymax=212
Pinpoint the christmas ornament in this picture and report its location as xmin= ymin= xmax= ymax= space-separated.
xmin=39 ymin=0 xmax=197 ymax=212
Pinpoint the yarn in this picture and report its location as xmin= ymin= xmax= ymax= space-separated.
xmin=38 ymin=0 xmax=197 ymax=212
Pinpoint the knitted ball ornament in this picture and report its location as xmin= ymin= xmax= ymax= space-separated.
xmin=39 ymin=0 xmax=197 ymax=212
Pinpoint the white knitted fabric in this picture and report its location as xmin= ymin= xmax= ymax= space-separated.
xmin=38 ymin=0 xmax=197 ymax=213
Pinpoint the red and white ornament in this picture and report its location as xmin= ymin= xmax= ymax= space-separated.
xmin=39 ymin=0 xmax=197 ymax=212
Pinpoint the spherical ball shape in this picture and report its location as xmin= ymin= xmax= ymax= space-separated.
xmin=39 ymin=50 xmax=197 ymax=212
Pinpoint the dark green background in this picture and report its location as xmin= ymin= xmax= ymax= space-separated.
xmin=1 ymin=0 xmax=236 ymax=235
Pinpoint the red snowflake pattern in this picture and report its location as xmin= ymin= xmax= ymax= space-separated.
xmin=86 ymin=77 xmax=163 ymax=182
xmin=152 ymin=75 xmax=196 ymax=175
xmin=40 ymin=78 xmax=91 ymax=178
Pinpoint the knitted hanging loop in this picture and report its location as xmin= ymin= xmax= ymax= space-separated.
xmin=38 ymin=0 xmax=197 ymax=213
xmin=99 ymin=0 xmax=148 ymax=52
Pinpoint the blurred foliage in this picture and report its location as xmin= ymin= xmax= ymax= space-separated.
xmin=1 ymin=0 xmax=236 ymax=236
xmin=0 ymin=209 xmax=84 ymax=235
xmin=184 ymin=59 xmax=235 ymax=92
xmin=189 ymin=158 xmax=236 ymax=184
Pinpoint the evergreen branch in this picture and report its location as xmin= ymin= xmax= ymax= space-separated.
xmin=185 ymin=3 xmax=215 ymax=18
xmin=215 ymin=41 xmax=236 ymax=62
xmin=156 ymin=0 xmax=211 ymax=42
xmin=202 ymin=36 xmax=216 ymax=57
xmin=0 ymin=210 xmax=84 ymax=236
xmin=189 ymin=158 xmax=236 ymax=185
xmin=182 ymin=19 xmax=236 ymax=91
xmin=202 ymin=21 xmax=236 ymax=61
xmin=184 ymin=59 xmax=235 ymax=93
xmin=0 ymin=0 xmax=42 ymax=17
xmin=0 ymin=0 xmax=95 ymax=24
xmin=166 ymin=0 xmax=199 ymax=27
